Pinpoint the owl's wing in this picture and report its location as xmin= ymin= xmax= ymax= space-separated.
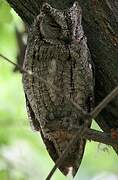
xmin=25 ymin=93 xmax=40 ymax=131
xmin=25 ymin=93 xmax=59 ymax=163
xmin=25 ymin=93 xmax=72 ymax=175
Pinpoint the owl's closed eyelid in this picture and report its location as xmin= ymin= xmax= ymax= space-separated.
xmin=49 ymin=22 xmax=61 ymax=29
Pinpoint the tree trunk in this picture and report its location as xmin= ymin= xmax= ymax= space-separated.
xmin=6 ymin=0 xmax=118 ymax=151
xmin=78 ymin=0 xmax=118 ymax=133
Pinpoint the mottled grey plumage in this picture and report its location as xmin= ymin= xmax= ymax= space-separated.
xmin=22 ymin=2 xmax=94 ymax=176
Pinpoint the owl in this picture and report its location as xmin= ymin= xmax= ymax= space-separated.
xmin=22 ymin=2 xmax=94 ymax=177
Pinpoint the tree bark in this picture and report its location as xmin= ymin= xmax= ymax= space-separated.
xmin=6 ymin=0 xmax=118 ymax=152
xmin=78 ymin=0 xmax=118 ymax=133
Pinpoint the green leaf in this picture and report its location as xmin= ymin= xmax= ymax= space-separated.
xmin=0 ymin=0 xmax=12 ymax=23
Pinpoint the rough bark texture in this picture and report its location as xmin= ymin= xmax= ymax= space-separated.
xmin=78 ymin=0 xmax=118 ymax=133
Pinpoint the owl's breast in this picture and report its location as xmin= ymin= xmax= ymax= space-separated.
xmin=34 ymin=43 xmax=70 ymax=105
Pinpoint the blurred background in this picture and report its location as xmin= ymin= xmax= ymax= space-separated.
xmin=0 ymin=1 xmax=118 ymax=179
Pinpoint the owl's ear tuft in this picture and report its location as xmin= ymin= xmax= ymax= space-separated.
xmin=70 ymin=1 xmax=82 ymax=23
xmin=72 ymin=1 xmax=82 ymax=11
xmin=41 ymin=3 xmax=59 ymax=19
xmin=69 ymin=1 xmax=83 ymax=41
xmin=42 ymin=3 xmax=52 ymax=15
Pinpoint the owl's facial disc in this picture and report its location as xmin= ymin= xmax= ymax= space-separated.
xmin=39 ymin=3 xmax=71 ymax=44
xmin=39 ymin=2 xmax=83 ymax=44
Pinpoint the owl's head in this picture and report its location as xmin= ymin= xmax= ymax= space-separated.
xmin=37 ymin=1 xmax=84 ymax=44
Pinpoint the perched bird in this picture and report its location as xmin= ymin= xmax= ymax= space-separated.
xmin=22 ymin=2 xmax=94 ymax=176
xmin=6 ymin=0 xmax=118 ymax=176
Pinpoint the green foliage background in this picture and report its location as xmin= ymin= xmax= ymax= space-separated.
xmin=0 ymin=1 xmax=118 ymax=179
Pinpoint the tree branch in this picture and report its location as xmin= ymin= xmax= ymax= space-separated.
xmin=90 ymin=86 xmax=118 ymax=119
xmin=78 ymin=0 xmax=118 ymax=134
xmin=6 ymin=0 xmax=42 ymax=26
xmin=6 ymin=0 xmax=75 ymax=26
xmin=84 ymin=128 xmax=118 ymax=146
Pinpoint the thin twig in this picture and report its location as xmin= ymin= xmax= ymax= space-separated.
xmin=90 ymin=86 xmax=118 ymax=118
xmin=0 ymin=54 xmax=23 ymax=71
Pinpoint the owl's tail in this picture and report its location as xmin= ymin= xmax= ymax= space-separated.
xmin=58 ymin=138 xmax=86 ymax=177
xmin=41 ymin=130 xmax=86 ymax=177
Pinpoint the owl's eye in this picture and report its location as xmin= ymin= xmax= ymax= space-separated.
xmin=40 ymin=16 xmax=63 ymax=41
xmin=49 ymin=21 xmax=61 ymax=29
